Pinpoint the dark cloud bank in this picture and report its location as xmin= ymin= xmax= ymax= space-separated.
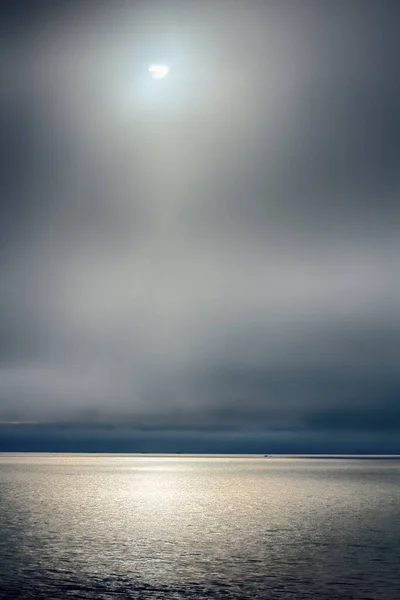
xmin=0 ymin=1 xmax=399 ymax=453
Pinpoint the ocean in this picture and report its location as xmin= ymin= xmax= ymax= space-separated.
xmin=0 ymin=454 xmax=399 ymax=599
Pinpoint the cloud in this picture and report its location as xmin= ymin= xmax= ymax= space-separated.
xmin=0 ymin=1 xmax=399 ymax=451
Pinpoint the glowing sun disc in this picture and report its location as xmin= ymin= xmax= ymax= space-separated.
xmin=148 ymin=64 xmax=170 ymax=79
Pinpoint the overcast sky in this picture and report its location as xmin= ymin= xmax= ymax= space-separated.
xmin=0 ymin=0 xmax=399 ymax=453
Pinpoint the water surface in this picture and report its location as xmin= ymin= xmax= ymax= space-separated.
xmin=0 ymin=454 xmax=399 ymax=599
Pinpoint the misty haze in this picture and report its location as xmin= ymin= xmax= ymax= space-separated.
xmin=0 ymin=1 xmax=399 ymax=598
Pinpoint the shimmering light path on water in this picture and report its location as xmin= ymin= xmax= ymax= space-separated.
xmin=0 ymin=454 xmax=399 ymax=599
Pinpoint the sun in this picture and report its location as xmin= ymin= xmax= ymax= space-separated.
xmin=148 ymin=64 xmax=170 ymax=79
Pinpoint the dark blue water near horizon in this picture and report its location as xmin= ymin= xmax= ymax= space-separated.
xmin=0 ymin=454 xmax=399 ymax=599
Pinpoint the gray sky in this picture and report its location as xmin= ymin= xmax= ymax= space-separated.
xmin=0 ymin=0 xmax=399 ymax=452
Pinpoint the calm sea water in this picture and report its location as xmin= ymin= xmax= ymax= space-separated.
xmin=0 ymin=454 xmax=399 ymax=599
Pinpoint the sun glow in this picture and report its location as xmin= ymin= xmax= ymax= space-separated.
xmin=148 ymin=64 xmax=170 ymax=79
